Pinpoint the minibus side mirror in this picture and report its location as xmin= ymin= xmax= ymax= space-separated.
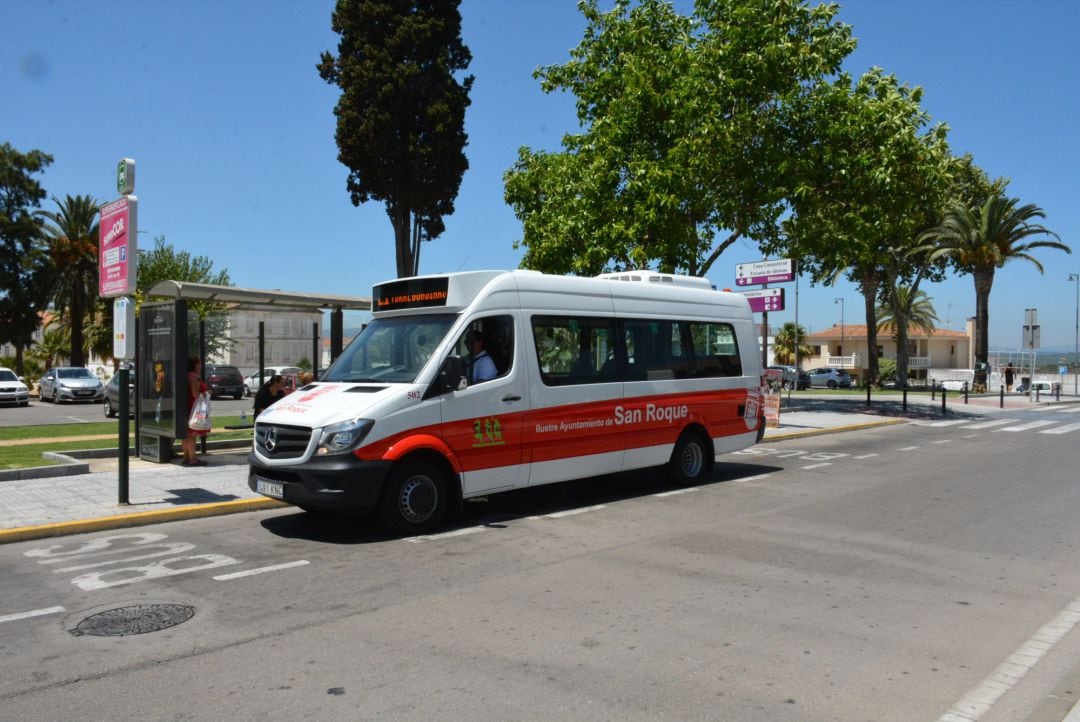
xmin=425 ymin=355 xmax=468 ymax=399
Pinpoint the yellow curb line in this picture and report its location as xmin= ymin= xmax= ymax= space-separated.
xmin=0 ymin=497 xmax=288 ymax=545
xmin=762 ymin=417 xmax=907 ymax=442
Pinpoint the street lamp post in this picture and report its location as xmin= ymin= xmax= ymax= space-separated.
xmin=1070 ymin=273 xmax=1079 ymax=395
xmin=834 ymin=298 xmax=845 ymax=368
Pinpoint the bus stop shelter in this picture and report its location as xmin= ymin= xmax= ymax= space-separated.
xmin=137 ymin=281 xmax=371 ymax=462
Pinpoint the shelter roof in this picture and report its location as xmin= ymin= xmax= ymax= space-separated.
xmin=146 ymin=281 xmax=371 ymax=311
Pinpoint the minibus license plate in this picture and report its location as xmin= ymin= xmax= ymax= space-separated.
xmin=256 ymin=478 xmax=283 ymax=499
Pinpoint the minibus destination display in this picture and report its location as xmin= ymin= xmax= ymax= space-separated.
xmin=373 ymin=277 xmax=450 ymax=311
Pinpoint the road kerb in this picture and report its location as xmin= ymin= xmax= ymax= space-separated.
xmin=0 ymin=497 xmax=288 ymax=545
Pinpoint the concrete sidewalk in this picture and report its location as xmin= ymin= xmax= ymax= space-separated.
xmin=1 ymin=392 xmax=1073 ymax=543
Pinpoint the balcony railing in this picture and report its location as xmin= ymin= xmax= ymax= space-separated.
xmin=825 ymin=353 xmax=859 ymax=369
xmin=823 ymin=353 xmax=932 ymax=370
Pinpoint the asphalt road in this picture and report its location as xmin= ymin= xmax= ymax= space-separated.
xmin=0 ymin=396 xmax=255 ymax=428
xmin=2 ymin=409 xmax=1080 ymax=720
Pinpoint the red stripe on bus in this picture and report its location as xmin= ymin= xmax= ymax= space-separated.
xmin=356 ymin=388 xmax=754 ymax=473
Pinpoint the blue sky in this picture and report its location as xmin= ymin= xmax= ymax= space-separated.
xmin=4 ymin=0 xmax=1078 ymax=353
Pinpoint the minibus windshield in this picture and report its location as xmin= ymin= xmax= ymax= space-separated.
xmin=321 ymin=313 xmax=457 ymax=384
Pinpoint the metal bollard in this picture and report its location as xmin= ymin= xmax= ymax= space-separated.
xmin=866 ymin=383 xmax=871 ymax=407
xmin=931 ymin=380 xmax=936 ymax=401
xmin=941 ymin=385 xmax=947 ymax=415
xmin=1036 ymin=386 xmax=1041 ymax=402
xmin=902 ymin=384 xmax=908 ymax=412
xmin=1000 ymin=383 xmax=1005 ymax=408
xmin=963 ymin=381 xmax=969 ymax=404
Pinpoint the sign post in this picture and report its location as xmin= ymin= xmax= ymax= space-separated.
xmin=735 ymin=258 xmax=794 ymax=369
xmin=101 ymin=158 xmax=138 ymax=504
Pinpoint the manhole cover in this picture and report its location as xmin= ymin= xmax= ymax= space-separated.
xmin=71 ymin=604 xmax=195 ymax=637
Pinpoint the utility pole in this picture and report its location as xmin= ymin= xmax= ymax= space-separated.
xmin=834 ymin=298 xmax=845 ymax=368
xmin=1069 ymin=274 xmax=1079 ymax=395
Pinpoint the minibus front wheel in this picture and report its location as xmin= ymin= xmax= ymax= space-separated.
xmin=379 ymin=459 xmax=448 ymax=535
xmin=665 ymin=430 xmax=711 ymax=485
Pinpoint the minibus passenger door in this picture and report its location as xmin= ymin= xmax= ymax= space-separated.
xmin=438 ymin=316 xmax=528 ymax=497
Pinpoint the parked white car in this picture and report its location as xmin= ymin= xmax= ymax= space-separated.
xmin=0 ymin=367 xmax=30 ymax=406
xmin=244 ymin=366 xmax=302 ymax=397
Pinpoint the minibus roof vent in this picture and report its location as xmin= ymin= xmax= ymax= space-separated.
xmin=595 ymin=270 xmax=714 ymax=290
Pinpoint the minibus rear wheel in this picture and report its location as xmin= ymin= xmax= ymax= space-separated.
xmin=665 ymin=431 xmax=710 ymax=485
xmin=379 ymin=459 xmax=447 ymax=535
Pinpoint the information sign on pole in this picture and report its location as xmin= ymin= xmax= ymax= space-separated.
xmin=99 ymin=195 xmax=138 ymax=297
xmin=113 ymin=297 xmax=135 ymax=360
xmin=735 ymin=258 xmax=794 ymax=287
xmin=737 ymin=287 xmax=784 ymax=313
xmin=117 ymin=158 xmax=135 ymax=195
xmin=1023 ymin=308 xmax=1040 ymax=350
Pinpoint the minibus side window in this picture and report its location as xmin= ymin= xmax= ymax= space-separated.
xmin=687 ymin=321 xmax=742 ymax=377
xmin=531 ymin=316 xmax=616 ymax=386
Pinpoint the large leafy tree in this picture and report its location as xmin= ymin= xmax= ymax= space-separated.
xmin=318 ymin=0 xmax=473 ymax=277
xmin=0 ymin=143 xmax=53 ymax=375
xmin=137 ymin=235 xmax=234 ymax=360
xmin=920 ymin=197 xmax=1070 ymax=374
xmin=775 ymin=68 xmax=952 ymax=386
xmin=504 ymin=0 xmax=854 ymax=276
xmin=37 ymin=194 xmax=100 ymax=367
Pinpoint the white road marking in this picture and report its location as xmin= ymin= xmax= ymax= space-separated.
xmin=213 ymin=560 xmax=310 ymax=580
xmin=899 ymin=446 xmax=919 ymax=451
xmin=852 ymin=453 xmax=879 ymax=460
xmin=933 ymin=439 xmax=953 ymax=444
xmin=939 ymin=598 xmax=1080 ymax=721
xmin=1050 ymin=405 xmax=1080 ymax=413
xmin=0 ymin=606 xmax=66 ymax=624
xmin=406 ymin=526 xmax=487 ymax=543
xmin=962 ymin=419 xmax=1016 ymax=430
xmin=1039 ymin=421 xmax=1080 ymax=435
xmin=734 ymin=473 xmax=772 ymax=483
xmin=964 ymin=434 xmax=978 ymax=439
xmin=653 ymin=488 xmax=699 ymax=497
xmin=801 ymin=463 xmax=831 ymax=470
xmin=996 ymin=420 xmax=1057 ymax=432
xmin=911 ymin=420 xmax=968 ymax=427
xmin=544 ymin=504 xmax=607 ymax=518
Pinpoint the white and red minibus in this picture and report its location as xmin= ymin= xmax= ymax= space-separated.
xmin=248 ymin=270 xmax=764 ymax=533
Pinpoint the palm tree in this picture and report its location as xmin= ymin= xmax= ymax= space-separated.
xmin=772 ymin=322 xmax=814 ymax=366
xmin=877 ymin=287 xmax=939 ymax=337
xmin=920 ymin=197 xmax=1069 ymax=383
xmin=877 ymin=286 xmax=939 ymax=385
xmin=37 ymin=195 xmax=100 ymax=367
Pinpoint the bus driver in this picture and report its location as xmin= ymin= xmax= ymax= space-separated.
xmin=466 ymin=330 xmax=497 ymax=384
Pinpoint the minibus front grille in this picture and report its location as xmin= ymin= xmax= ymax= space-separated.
xmin=255 ymin=423 xmax=312 ymax=459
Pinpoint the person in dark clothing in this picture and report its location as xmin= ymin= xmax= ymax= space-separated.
xmin=253 ymin=374 xmax=286 ymax=416
xmin=1004 ymin=363 xmax=1015 ymax=392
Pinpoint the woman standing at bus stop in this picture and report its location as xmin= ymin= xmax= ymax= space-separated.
xmin=181 ymin=355 xmax=209 ymax=466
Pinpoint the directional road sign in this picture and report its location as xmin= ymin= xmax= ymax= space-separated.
xmin=735 ymin=258 xmax=794 ymax=287
xmin=737 ymin=287 xmax=784 ymax=313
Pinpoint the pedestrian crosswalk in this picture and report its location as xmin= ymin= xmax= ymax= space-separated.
xmin=909 ymin=411 xmax=1080 ymax=435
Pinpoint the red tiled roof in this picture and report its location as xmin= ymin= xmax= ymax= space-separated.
xmin=806 ymin=324 xmax=969 ymax=341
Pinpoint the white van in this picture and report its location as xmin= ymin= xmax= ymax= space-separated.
xmin=248 ymin=270 xmax=764 ymax=533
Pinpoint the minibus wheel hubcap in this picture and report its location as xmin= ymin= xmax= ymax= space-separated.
xmin=400 ymin=476 xmax=437 ymax=522
xmin=680 ymin=442 xmax=703 ymax=478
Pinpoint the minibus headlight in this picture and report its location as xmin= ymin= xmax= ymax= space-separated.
xmin=317 ymin=419 xmax=374 ymax=455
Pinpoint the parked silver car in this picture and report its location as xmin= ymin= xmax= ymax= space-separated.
xmin=104 ymin=368 xmax=135 ymax=417
xmin=807 ymin=367 xmax=853 ymax=389
xmin=39 ymin=366 xmax=105 ymax=403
